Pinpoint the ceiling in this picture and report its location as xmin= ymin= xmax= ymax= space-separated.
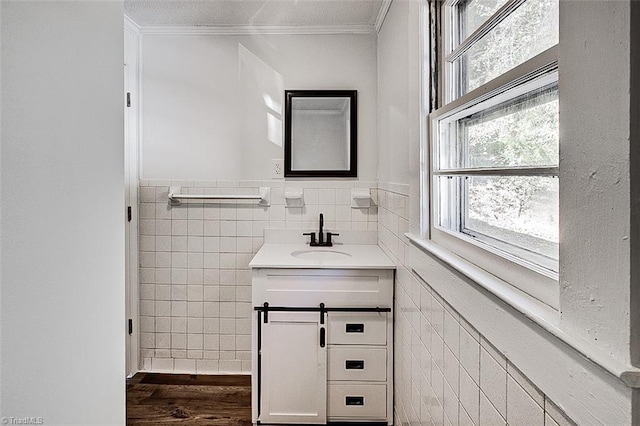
xmin=124 ymin=0 xmax=390 ymax=33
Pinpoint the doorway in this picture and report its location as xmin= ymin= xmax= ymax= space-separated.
xmin=124 ymin=21 xmax=140 ymax=377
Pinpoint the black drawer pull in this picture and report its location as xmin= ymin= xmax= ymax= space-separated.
xmin=345 ymin=396 xmax=364 ymax=406
xmin=345 ymin=323 xmax=364 ymax=333
xmin=320 ymin=327 xmax=326 ymax=348
xmin=345 ymin=360 xmax=364 ymax=369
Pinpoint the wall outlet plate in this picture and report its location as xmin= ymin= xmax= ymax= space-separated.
xmin=271 ymin=159 xmax=284 ymax=179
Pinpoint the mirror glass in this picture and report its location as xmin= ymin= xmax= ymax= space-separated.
xmin=284 ymin=90 xmax=357 ymax=177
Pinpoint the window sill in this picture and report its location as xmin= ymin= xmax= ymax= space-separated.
xmin=406 ymin=233 xmax=640 ymax=389
xmin=430 ymin=225 xmax=559 ymax=308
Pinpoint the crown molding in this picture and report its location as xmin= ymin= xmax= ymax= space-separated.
xmin=136 ymin=24 xmax=376 ymax=36
xmin=124 ymin=15 xmax=141 ymax=33
xmin=374 ymin=0 xmax=393 ymax=33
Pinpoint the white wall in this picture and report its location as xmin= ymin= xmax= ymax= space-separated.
xmin=379 ymin=0 xmax=639 ymax=424
xmin=141 ymin=33 xmax=378 ymax=181
xmin=377 ymin=0 xmax=420 ymax=186
xmin=380 ymin=0 xmax=639 ymax=371
xmin=1 ymin=2 xmax=125 ymax=424
xmin=631 ymin=0 xmax=640 ymax=369
xmin=558 ymin=0 xmax=634 ymax=366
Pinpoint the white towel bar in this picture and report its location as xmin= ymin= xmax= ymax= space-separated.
xmin=168 ymin=186 xmax=270 ymax=206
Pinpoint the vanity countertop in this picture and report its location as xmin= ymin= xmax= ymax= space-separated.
xmin=249 ymin=243 xmax=396 ymax=270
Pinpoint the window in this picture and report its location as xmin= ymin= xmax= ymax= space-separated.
xmin=427 ymin=0 xmax=559 ymax=303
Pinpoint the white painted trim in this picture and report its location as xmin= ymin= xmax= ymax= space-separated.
xmin=374 ymin=0 xmax=394 ymax=33
xmin=124 ymin=23 xmax=141 ymax=376
xmin=407 ymin=241 xmax=636 ymax=425
xmin=418 ymin=0 xmax=430 ymax=240
xmin=437 ymin=45 xmax=558 ymax=115
xmin=124 ymin=14 xmax=141 ymax=32
xmin=407 ymin=234 xmax=640 ymax=390
xmin=427 ymin=56 xmax=561 ymax=307
xmin=137 ymin=24 xmax=376 ymax=36
xmin=137 ymin=30 xmax=144 ymax=180
xmin=429 ymin=225 xmax=559 ymax=307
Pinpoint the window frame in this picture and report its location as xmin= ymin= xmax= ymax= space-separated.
xmin=425 ymin=0 xmax=560 ymax=308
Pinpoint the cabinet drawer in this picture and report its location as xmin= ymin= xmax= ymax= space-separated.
xmin=327 ymin=384 xmax=387 ymax=418
xmin=255 ymin=270 xmax=392 ymax=307
xmin=328 ymin=312 xmax=387 ymax=345
xmin=328 ymin=347 xmax=387 ymax=381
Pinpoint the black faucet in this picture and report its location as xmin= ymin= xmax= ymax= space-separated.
xmin=318 ymin=213 xmax=325 ymax=245
xmin=303 ymin=213 xmax=339 ymax=247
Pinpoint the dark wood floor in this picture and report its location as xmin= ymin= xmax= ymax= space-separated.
xmin=127 ymin=373 xmax=252 ymax=425
xmin=127 ymin=373 xmax=388 ymax=426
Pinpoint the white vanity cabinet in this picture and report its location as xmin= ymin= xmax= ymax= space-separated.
xmin=326 ymin=310 xmax=391 ymax=421
xmin=251 ymin=266 xmax=394 ymax=425
xmin=259 ymin=311 xmax=327 ymax=424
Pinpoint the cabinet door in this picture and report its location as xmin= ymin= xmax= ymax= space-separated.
xmin=260 ymin=312 xmax=327 ymax=424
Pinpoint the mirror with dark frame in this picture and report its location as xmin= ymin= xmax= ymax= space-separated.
xmin=284 ymin=90 xmax=357 ymax=177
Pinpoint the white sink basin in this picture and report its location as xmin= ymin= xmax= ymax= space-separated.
xmin=290 ymin=249 xmax=352 ymax=262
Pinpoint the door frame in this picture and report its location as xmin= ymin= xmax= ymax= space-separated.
xmin=124 ymin=17 xmax=140 ymax=378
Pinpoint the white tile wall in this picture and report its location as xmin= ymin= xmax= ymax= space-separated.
xmin=376 ymin=183 xmax=576 ymax=426
xmin=138 ymin=177 xmax=577 ymax=424
xmin=138 ymin=179 xmax=378 ymax=374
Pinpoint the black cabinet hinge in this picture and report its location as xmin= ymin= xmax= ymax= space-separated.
xmin=126 ymin=92 xmax=131 ymax=107
xmin=127 ymin=206 xmax=132 ymax=222
xmin=128 ymin=319 xmax=133 ymax=335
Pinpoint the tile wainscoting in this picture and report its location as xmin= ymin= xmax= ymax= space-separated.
xmin=376 ymin=182 xmax=575 ymax=426
xmin=137 ymin=179 xmax=378 ymax=374
xmin=136 ymin=177 xmax=576 ymax=425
